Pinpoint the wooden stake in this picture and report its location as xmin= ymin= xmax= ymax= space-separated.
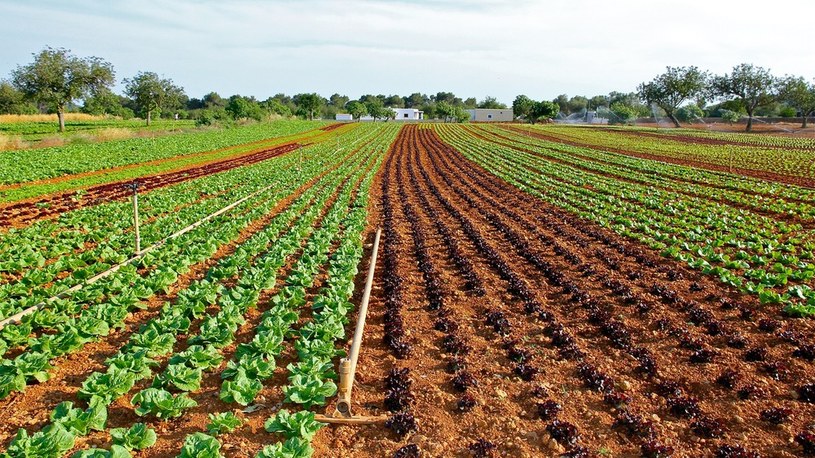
xmin=321 ymin=228 xmax=383 ymax=421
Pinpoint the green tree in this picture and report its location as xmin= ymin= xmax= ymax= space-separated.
xmin=82 ymin=89 xmax=132 ymax=118
xmin=463 ymin=97 xmax=477 ymax=108
xmin=637 ymin=66 xmax=708 ymax=128
xmin=553 ymin=94 xmax=570 ymax=115
xmin=433 ymin=92 xmax=456 ymax=104
xmin=711 ymin=63 xmax=778 ymax=132
xmin=404 ymin=93 xmax=427 ymax=108
xmin=364 ymin=98 xmax=391 ymax=121
xmin=11 ymin=46 xmax=115 ymax=131
xmin=0 ymin=80 xmax=36 ymax=114
xmin=202 ymin=92 xmax=225 ymax=109
xmin=478 ymin=96 xmax=507 ymax=109
xmin=328 ymin=93 xmax=349 ymax=108
xmin=606 ymin=102 xmax=638 ymax=124
xmin=451 ymin=106 xmax=470 ymax=123
xmin=384 ymin=95 xmax=404 ymax=107
xmin=261 ymin=98 xmax=292 ymax=117
xmin=345 ymin=101 xmax=367 ymax=121
xmin=567 ymin=96 xmax=589 ymax=115
xmin=720 ymin=109 xmax=742 ymax=125
xmin=512 ymin=95 xmax=534 ymax=121
xmin=675 ymin=104 xmax=705 ymax=124
xmin=293 ymin=93 xmax=324 ymax=120
xmin=779 ymin=76 xmax=815 ymax=128
xmin=226 ymin=95 xmax=264 ymax=121
xmin=435 ymin=101 xmax=454 ymax=122
xmin=124 ymin=71 xmax=185 ymax=126
xmin=588 ymin=95 xmax=609 ymax=111
xmin=529 ymin=100 xmax=559 ymax=124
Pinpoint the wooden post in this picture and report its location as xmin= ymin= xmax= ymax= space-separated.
xmin=125 ymin=182 xmax=141 ymax=256
xmin=333 ymin=228 xmax=382 ymax=417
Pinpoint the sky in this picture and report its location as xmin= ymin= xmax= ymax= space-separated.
xmin=1 ymin=0 xmax=814 ymax=105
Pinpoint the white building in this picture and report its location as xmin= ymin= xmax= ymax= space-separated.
xmin=335 ymin=113 xmax=353 ymax=121
xmin=359 ymin=108 xmax=424 ymax=122
xmin=392 ymin=108 xmax=424 ymax=120
xmin=467 ymin=108 xmax=514 ymax=122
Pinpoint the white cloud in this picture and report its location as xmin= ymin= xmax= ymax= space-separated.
xmin=1 ymin=0 xmax=813 ymax=104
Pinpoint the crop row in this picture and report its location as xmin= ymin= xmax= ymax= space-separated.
xmin=437 ymin=124 xmax=815 ymax=316
xmin=0 ymin=124 xmax=386 ymax=402
xmin=523 ymin=125 xmax=815 ymax=179
xmin=419 ymin=127 xmax=814 ymax=456
xmin=1 ymin=124 xmax=397 ymax=457
xmin=0 ymin=120 xmax=326 ymax=187
xmin=483 ymin=125 xmax=815 ymax=216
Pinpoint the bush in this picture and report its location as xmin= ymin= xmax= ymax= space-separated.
xmin=676 ymin=104 xmax=704 ymax=123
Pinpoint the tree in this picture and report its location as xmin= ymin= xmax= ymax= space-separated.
xmin=711 ymin=63 xmax=778 ymax=132
xmin=384 ymin=95 xmax=404 ymax=108
xmin=435 ymin=101 xmax=454 ymax=122
xmin=293 ymin=93 xmax=323 ymax=120
xmin=512 ymin=95 xmax=534 ymax=121
xmin=364 ymin=98 xmax=391 ymax=121
xmin=529 ymin=100 xmax=559 ymax=124
xmin=588 ymin=95 xmax=609 ymax=111
xmin=329 ymin=93 xmax=349 ymax=108
xmin=606 ymin=102 xmax=638 ymax=125
xmin=463 ymin=97 xmax=477 ymax=108
xmin=637 ymin=66 xmax=708 ymax=128
xmin=11 ymin=47 xmax=114 ymax=131
xmin=553 ymin=94 xmax=570 ymax=115
xmin=478 ymin=96 xmax=507 ymax=109
xmin=226 ymin=95 xmax=264 ymax=121
xmin=124 ymin=71 xmax=184 ymax=126
xmin=261 ymin=98 xmax=292 ymax=117
xmin=779 ymin=76 xmax=815 ymax=128
xmin=202 ymin=92 xmax=225 ymax=109
xmin=0 ymin=81 xmax=35 ymax=114
xmin=346 ymin=101 xmax=367 ymax=121
xmin=720 ymin=109 xmax=742 ymax=125
xmin=675 ymin=104 xmax=705 ymax=124
xmin=567 ymin=96 xmax=589 ymax=115
xmin=451 ymin=106 xmax=470 ymax=123
xmin=404 ymin=93 xmax=427 ymax=108
xmin=82 ymin=89 xmax=132 ymax=118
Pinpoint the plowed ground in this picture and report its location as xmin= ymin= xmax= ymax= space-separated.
xmin=314 ymin=125 xmax=815 ymax=457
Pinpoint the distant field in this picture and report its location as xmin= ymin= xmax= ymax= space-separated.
xmin=0 ymin=114 xmax=197 ymax=150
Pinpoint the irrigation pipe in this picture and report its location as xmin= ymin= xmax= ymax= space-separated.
xmin=331 ymin=228 xmax=382 ymax=419
xmin=0 ymin=180 xmax=282 ymax=331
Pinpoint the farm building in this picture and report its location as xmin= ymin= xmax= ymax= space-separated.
xmin=359 ymin=108 xmax=424 ymax=121
xmin=335 ymin=113 xmax=353 ymax=121
xmin=467 ymin=108 xmax=514 ymax=122
xmin=392 ymin=108 xmax=423 ymax=120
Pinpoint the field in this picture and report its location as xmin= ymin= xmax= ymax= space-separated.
xmin=0 ymin=115 xmax=199 ymax=151
xmin=1 ymin=121 xmax=814 ymax=458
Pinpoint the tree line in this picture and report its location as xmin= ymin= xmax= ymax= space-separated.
xmin=546 ymin=65 xmax=815 ymax=131
xmin=0 ymin=47 xmax=511 ymax=131
xmin=1 ymin=47 xmax=813 ymax=132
